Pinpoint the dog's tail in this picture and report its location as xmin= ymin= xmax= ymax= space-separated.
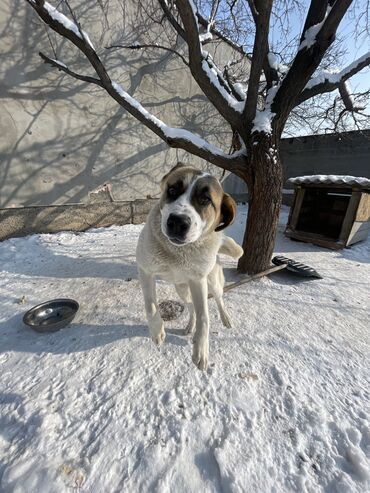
xmin=219 ymin=236 xmax=243 ymax=259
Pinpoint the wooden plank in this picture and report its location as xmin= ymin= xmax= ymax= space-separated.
xmin=355 ymin=192 xmax=370 ymax=222
xmin=285 ymin=188 xmax=299 ymax=229
xmin=287 ymin=188 xmax=305 ymax=230
xmin=285 ymin=229 xmax=345 ymax=249
xmin=338 ymin=191 xmax=362 ymax=243
xmin=346 ymin=221 xmax=370 ymax=246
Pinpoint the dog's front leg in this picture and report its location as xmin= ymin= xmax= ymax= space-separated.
xmin=138 ymin=267 xmax=165 ymax=346
xmin=189 ymin=278 xmax=209 ymax=371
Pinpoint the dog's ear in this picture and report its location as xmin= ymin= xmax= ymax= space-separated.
xmin=160 ymin=162 xmax=186 ymax=190
xmin=215 ymin=193 xmax=237 ymax=231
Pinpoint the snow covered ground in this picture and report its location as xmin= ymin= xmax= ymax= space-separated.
xmin=0 ymin=205 xmax=369 ymax=493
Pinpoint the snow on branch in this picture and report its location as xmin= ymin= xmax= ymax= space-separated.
xmin=110 ymin=81 xmax=246 ymax=170
xmin=199 ymin=31 xmax=213 ymax=43
xmin=243 ymin=0 xmax=273 ymax=125
xmin=297 ymin=51 xmax=370 ymax=105
xmin=270 ymin=0 xmax=357 ymax=125
xmin=232 ymin=82 xmax=248 ymax=101
xmin=337 ymin=51 xmax=370 ymax=83
xmin=201 ymin=53 xmax=244 ymax=111
xmin=175 ymin=0 xmax=243 ymax=127
xmin=196 ymin=12 xmax=251 ymax=61
xmin=299 ymin=5 xmax=332 ymax=51
xmin=267 ymin=53 xmax=288 ymax=75
xmin=43 ymin=1 xmax=95 ymax=50
xmin=251 ymin=85 xmax=279 ymax=134
xmin=304 ymin=67 xmax=341 ymax=90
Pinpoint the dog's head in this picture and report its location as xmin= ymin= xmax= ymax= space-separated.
xmin=159 ymin=163 xmax=237 ymax=246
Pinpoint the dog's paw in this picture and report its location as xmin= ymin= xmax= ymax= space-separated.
xmin=192 ymin=338 xmax=209 ymax=371
xmin=149 ymin=313 xmax=165 ymax=346
xmin=152 ymin=328 xmax=166 ymax=346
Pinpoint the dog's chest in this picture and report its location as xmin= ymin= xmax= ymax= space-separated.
xmin=153 ymin=250 xmax=215 ymax=283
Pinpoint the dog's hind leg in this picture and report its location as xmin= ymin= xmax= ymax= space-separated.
xmin=208 ymin=263 xmax=232 ymax=329
xmin=175 ymin=283 xmax=196 ymax=335
xmin=138 ymin=267 xmax=165 ymax=345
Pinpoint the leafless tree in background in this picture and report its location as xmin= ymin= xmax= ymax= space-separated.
xmin=24 ymin=0 xmax=370 ymax=274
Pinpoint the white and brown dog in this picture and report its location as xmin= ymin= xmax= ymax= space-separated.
xmin=136 ymin=163 xmax=243 ymax=370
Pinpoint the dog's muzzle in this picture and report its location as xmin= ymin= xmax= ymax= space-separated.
xmin=166 ymin=213 xmax=191 ymax=244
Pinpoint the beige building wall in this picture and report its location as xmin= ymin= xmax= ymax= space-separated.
xmin=0 ymin=0 xmax=236 ymax=208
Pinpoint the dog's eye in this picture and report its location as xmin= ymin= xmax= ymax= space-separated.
xmin=167 ymin=185 xmax=181 ymax=199
xmin=199 ymin=195 xmax=211 ymax=205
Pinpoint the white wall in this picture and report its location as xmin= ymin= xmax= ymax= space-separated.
xmin=0 ymin=0 xmax=236 ymax=207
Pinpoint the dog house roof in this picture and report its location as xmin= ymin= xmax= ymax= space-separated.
xmin=287 ymin=175 xmax=370 ymax=190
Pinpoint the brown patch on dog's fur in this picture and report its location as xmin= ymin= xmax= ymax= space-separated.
xmin=215 ymin=194 xmax=237 ymax=231
xmin=190 ymin=176 xmax=223 ymax=230
xmin=160 ymin=163 xmax=201 ymax=190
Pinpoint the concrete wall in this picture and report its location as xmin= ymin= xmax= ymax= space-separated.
xmin=0 ymin=187 xmax=156 ymax=241
xmin=281 ymin=130 xmax=370 ymax=183
xmin=223 ymin=130 xmax=370 ymax=202
xmin=1 ymin=0 xmax=241 ymax=208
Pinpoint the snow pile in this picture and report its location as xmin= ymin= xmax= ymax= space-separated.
xmin=288 ymin=175 xmax=370 ymax=188
xmin=0 ymin=206 xmax=370 ymax=492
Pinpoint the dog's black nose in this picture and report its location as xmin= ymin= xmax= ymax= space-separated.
xmin=167 ymin=214 xmax=191 ymax=237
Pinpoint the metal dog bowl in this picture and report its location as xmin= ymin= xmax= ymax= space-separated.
xmin=23 ymin=299 xmax=79 ymax=333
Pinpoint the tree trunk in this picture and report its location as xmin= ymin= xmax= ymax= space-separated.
xmin=237 ymin=132 xmax=283 ymax=275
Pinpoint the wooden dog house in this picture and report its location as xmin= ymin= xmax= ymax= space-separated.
xmin=285 ymin=175 xmax=370 ymax=249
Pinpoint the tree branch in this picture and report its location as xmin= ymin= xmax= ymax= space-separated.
xmin=25 ymin=0 xmax=111 ymax=85
xmin=105 ymin=43 xmax=189 ymax=66
xmin=157 ymin=0 xmax=187 ymax=41
xmin=299 ymin=0 xmax=330 ymax=43
xmin=196 ymin=12 xmax=252 ymax=60
xmin=271 ymin=0 xmax=353 ymax=130
xmin=243 ymin=0 xmax=273 ymax=126
xmin=175 ymin=0 xmax=242 ymax=128
xmin=295 ymin=51 xmax=370 ymax=106
xmin=243 ymin=1 xmax=278 ymax=92
xmin=39 ymin=52 xmax=104 ymax=86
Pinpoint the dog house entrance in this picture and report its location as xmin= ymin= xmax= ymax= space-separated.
xmin=296 ymin=187 xmax=351 ymax=239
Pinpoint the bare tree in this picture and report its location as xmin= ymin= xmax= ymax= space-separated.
xmin=24 ymin=0 xmax=370 ymax=274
